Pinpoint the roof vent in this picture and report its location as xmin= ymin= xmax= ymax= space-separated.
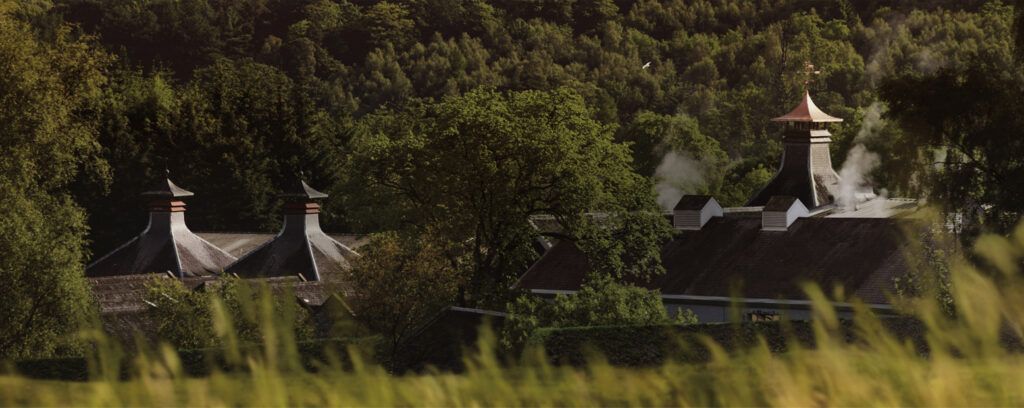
xmin=762 ymin=196 xmax=808 ymax=231
xmin=673 ymin=195 xmax=723 ymax=230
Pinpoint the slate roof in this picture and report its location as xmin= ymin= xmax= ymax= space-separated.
xmin=223 ymin=216 xmax=359 ymax=282
xmin=516 ymin=217 xmax=913 ymax=304
xmin=763 ymin=196 xmax=800 ymax=211
xmin=674 ymin=195 xmax=714 ymax=211
xmin=86 ymin=214 xmax=237 ymax=278
xmin=88 ymin=274 xmax=214 ymax=313
xmin=224 ymin=178 xmax=359 ymax=282
xmin=196 ymin=232 xmax=365 ymax=258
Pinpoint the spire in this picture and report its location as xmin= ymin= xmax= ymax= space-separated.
xmin=225 ymin=175 xmax=357 ymax=282
xmin=86 ymin=174 xmax=236 ymax=278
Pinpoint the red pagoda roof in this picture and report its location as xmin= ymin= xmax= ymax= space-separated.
xmin=771 ymin=91 xmax=843 ymax=123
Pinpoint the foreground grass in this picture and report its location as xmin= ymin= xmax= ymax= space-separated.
xmin=7 ymin=223 xmax=1024 ymax=406
xmin=3 ymin=342 xmax=1024 ymax=406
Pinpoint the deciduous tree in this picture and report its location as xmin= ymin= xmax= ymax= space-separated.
xmin=0 ymin=14 xmax=109 ymax=359
xmin=346 ymin=88 xmax=672 ymax=307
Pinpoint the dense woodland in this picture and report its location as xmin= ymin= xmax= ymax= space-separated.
xmin=17 ymin=0 xmax=1010 ymax=245
xmin=2 ymin=0 xmax=1024 ymax=358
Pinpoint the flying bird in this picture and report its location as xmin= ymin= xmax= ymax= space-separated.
xmin=642 ymin=61 xmax=652 ymax=70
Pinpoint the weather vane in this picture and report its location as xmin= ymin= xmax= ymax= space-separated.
xmin=802 ymin=61 xmax=821 ymax=91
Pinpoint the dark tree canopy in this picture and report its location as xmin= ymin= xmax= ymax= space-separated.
xmin=19 ymin=0 xmax=1010 ymax=253
xmin=346 ymin=88 xmax=671 ymax=306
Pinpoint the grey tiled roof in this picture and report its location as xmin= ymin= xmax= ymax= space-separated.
xmin=518 ymin=217 xmax=914 ymax=304
xmin=196 ymin=232 xmax=365 ymax=258
xmin=86 ymin=216 xmax=237 ymax=278
xmin=223 ymin=214 xmax=360 ymax=282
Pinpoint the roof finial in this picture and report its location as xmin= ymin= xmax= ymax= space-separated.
xmin=165 ymin=166 xmax=171 ymax=178
xmin=802 ymin=61 xmax=821 ymax=93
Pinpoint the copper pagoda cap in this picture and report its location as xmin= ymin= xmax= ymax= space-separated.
xmin=771 ymin=90 xmax=843 ymax=123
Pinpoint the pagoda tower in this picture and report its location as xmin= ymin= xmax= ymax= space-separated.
xmin=224 ymin=176 xmax=358 ymax=282
xmin=748 ymin=76 xmax=845 ymax=208
xmin=86 ymin=173 xmax=237 ymax=277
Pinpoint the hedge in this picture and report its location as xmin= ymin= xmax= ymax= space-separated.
xmin=12 ymin=336 xmax=379 ymax=381
xmin=528 ymin=318 xmax=929 ymax=367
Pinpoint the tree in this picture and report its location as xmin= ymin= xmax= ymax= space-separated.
xmin=345 ymin=231 xmax=463 ymax=365
xmin=363 ymin=1 xmax=416 ymax=51
xmin=618 ymin=111 xmax=729 ymax=209
xmin=0 ymin=15 xmax=109 ymax=359
xmin=877 ymin=2 xmax=1021 ymax=237
xmin=502 ymin=276 xmax=695 ymax=349
xmin=146 ymin=277 xmax=314 ymax=350
xmin=881 ymin=65 xmax=1024 ymax=236
xmin=346 ymin=88 xmax=672 ymax=307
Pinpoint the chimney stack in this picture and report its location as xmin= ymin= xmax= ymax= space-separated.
xmin=86 ymin=172 xmax=236 ymax=277
xmin=673 ymin=195 xmax=722 ymax=230
xmin=224 ymin=175 xmax=358 ymax=282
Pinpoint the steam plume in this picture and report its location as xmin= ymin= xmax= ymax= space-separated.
xmin=654 ymin=151 xmax=705 ymax=211
xmin=836 ymin=103 xmax=885 ymax=209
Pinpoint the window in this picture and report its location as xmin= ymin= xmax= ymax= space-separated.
xmin=745 ymin=310 xmax=781 ymax=322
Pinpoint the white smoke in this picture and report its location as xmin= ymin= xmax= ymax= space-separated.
xmin=836 ymin=102 xmax=885 ymax=209
xmin=654 ymin=151 xmax=705 ymax=210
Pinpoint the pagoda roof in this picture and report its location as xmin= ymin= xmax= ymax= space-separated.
xmin=281 ymin=177 xmax=328 ymax=200
xmin=142 ymin=177 xmax=194 ymax=199
xmin=771 ymin=91 xmax=843 ymax=123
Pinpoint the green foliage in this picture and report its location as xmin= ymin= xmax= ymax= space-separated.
xmin=621 ymin=110 xmax=727 ymax=184
xmin=894 ymin=213 xmax=956 ymax=316
xmin=881 ymin=55 xmax=1024 ymax=234
xmin=345 ymin=231 xmax=463 ymax=364
xmin=718 ymin=163 xmax=774 ymax=207
xmin=503 ymin=277 xmax=692 ymax=349
xmin=145 ymin=277 xmax=314 ymax=350
xmin=79 ymin=58 xmax=353 ymax=256
xmin=531 ymin=317 xmax=927 ymax=367
xmin=0 ymin=10 xmax=109 ymax=359
xmin=347 ymin=88 xmax=671 ymax=306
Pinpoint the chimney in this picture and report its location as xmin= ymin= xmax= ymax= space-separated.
xmin=762 ymin=196 xmax=809 ymax=231
xmin=225 ymin=176 xmax=358 ymax=282
xmin=748 ymin=87 xmax=844 ymax=209
xmin=86 ymin=172 xmax=236 ymax=278
xmin=673 ymin=195 xmax=723 ymax=230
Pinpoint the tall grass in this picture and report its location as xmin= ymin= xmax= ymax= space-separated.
xmin=4 ymin=224 xmax=1024 ymax=406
